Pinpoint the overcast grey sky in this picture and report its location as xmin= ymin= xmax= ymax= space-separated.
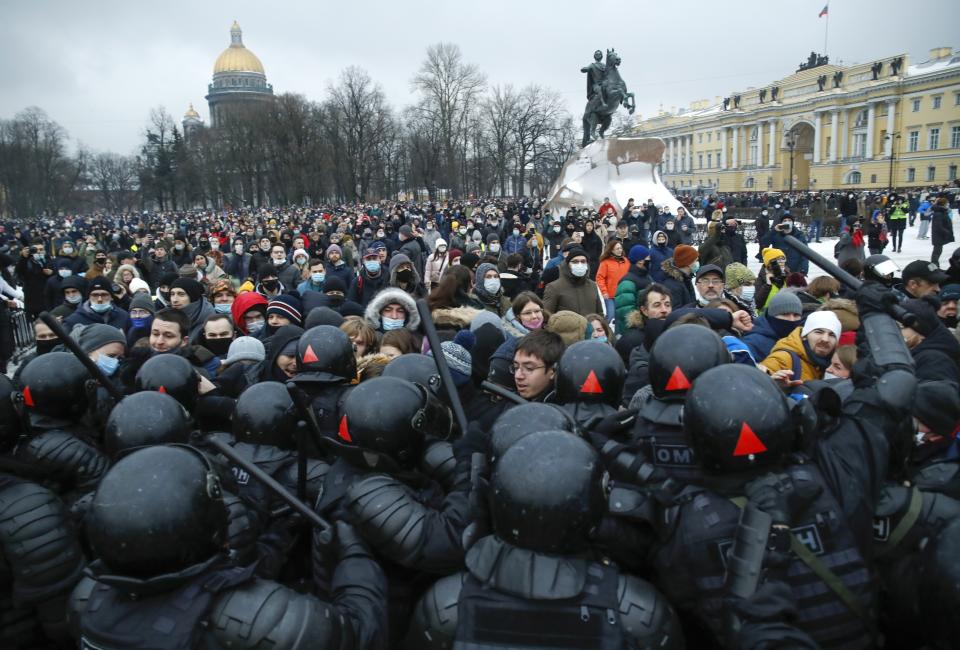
xmin=1 ymin=0 xmax=956 ymax=155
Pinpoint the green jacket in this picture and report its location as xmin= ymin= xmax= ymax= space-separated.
xmin=614 ymin=267 xmax=651 ymax=332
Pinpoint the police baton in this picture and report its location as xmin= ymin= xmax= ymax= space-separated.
xmin=480 ymin=380 xmax=528 ymax=405
xmin=201 ymin=433 xmax=333 ymax=542
xmin=781 ymin=235 xmax=917 ymax=327
xmin=416 ymin=299 xmax=469 ymax=434
xmin=38 ymin=311 xmax=125 ymax=402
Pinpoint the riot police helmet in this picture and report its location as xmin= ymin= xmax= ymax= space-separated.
xmin=135 ymin=353 xmax=199 ymax=412
xmin=383 ymin=353 xmax=443 ymax=397
xmin=555 ymin=340 xmax=625 ymax=408
xmin=339 ymin=376 xmax=452 ymax=468
xmin=649 ymin=324 xmax=730 ymax=400
xmin=18 ymin=351 xmax=90 ymax=420
xmin=87 ymin=445 xmax=227 ymax=578
xmin=491 ymin=430 xmax=605 ymax=553
xmin=490 ymin=402 xmax=576 ymax=462
xmin=296 ymin=325 xmax=356 ymax=382
xmin=864 ymin=254 xmax=900 ymax=286
xmin=232 ymin=381 xmax=299 ymax=449
xmin=684 ymin=364 xmax=794 ymax=473
xmin=104 ymin=391 xmax=190 ymax=457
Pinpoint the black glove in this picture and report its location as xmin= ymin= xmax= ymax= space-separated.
xmin=855 ymin=281 xmax=898 ymax=318
xmin=743 ymin=472 xmax=821 ymax=527
xmin=591 ymin=407 xmax=639 ymax=439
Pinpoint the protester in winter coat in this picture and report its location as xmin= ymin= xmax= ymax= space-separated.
xmin=473 ymin=263 xmax=512 ymax=317
xmin=659 ymin=245 xmax=698 ymax=310
xmin=364 ymin=286 xmax=421 ymax=334
xmin=613 ymin=245 xmax=651 ymax=332
xmin=424 ymin=240 xmax=451 ymax=292
xmin=760 ymin=310 xmax=841 ymax=382
xmin=930 ymin=197 xmax=955 ymax=267
xmin=64 ymin=276 xmax=130 ymax=331
xmin=542 ymin=247 xmax=604 ymax=317
xmin=647 ymin=230 xmax=673 ymax=283
xmin=741 ymin=291 xmax=804 ymax=361
xmin=595 ymin=240 xmax=630 ymax=321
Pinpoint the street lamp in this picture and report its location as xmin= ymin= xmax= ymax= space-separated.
xmin=885 ymin=133 xmax=900 ymax=192
xmin=785 ymin=129 xmax=798 ymax=192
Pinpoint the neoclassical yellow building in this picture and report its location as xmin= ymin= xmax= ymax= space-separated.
xmin=634 ymin=47 xmax=960 ymax=193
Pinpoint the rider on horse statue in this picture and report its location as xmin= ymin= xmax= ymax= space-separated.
xmin=581 ymin=48 xmax=635 ymax=148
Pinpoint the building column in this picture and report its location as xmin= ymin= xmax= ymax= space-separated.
xmin=733 ymin=126 xmax=740 ymax=169
xmin=840 ymin=110 xmax=848 ymax=159
xmin=768 ymin=120 xmax=776 ymax=167
xmin=813 ymin=112 xmax=822 ymax=164
xmin=679 ymin=136 xmax=686 ymax=172
xmin=667 ymin=138 xmax=674 ymax=173
xmin=721 ymin=128 xmax=728 ymax=169
xmin=866 ymin=103 xmax=876 ymax=159
xmin=829 ymin=110 xmax=839 ymax=162
xmin=757 ymin=122 xmax=765 ymax=166
xmin=884 ymin=100 xmax=896 ymax=156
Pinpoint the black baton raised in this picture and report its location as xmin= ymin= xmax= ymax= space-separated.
xmin=481 ymin=380 xmax=528 ymax=405
xmin=416 ymin=298 xmax=469 ymax=434
xmin=38 ymin=311 xmax=124 ymax=401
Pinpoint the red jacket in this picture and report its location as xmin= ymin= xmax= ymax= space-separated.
xmin=598 ymin=201 xmax=618 ymax=217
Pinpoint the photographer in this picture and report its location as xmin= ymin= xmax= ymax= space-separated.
xmin=759 ymin=212 xmax=809 ymax=275
xmin=753 ymin=247 xmax=790 ymax=313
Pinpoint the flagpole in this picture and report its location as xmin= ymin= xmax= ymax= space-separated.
xmin=824 ymin=6 xmax=829 ymax=57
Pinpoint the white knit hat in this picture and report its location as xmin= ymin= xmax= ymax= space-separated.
xmin=801 ymin=311 xmax=841 ymax=340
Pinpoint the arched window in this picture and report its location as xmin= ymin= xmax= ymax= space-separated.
xmin=854 ymin=110 xmax=868 ymax=128
xmin=846 ymin=170 xmax=862 ymax=184
xmin=749 ymin=127 xmax=758 ymax=141
xmin=744 ymin=177 xmax=755 ymax=188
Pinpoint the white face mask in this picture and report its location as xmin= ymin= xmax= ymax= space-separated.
xmin=483 ymin=278 xmax=501 ymax=294
xmin=740 ymin=286 xmax=756 ymax=302
xmin=570 ymin=262 xmax=589 ymax=277
xmin=824 ymin=371 xmax=842 ymax=381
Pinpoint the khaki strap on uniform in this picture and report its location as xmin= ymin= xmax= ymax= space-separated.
xmin=727 ymin=496 xmax=874 ymax=631
xmin=875 ymin=487 xmax=923 ymax=559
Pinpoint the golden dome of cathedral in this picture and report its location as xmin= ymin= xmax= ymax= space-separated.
xmin=212 ymin=21 xmax=265 ymax=75
xmin=183 ymin=103 xmax=200 ymax=120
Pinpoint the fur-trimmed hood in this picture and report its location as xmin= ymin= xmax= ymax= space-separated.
xmin=626 ymin=309 xmax=645 ymax=329
xmin=432 ymin=306 xmax=482 ymax=329
xmin=660 ymin=258 xmax=687 ymax=281
xmin=365 ymin=287 xmax=421 ymax=331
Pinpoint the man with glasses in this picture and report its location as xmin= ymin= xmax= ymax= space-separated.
xmin=511 ymin=330 xmax=565 ymax=401
xmin=693 ymin=264 xmax=726 ymax=307
xmin=64 ymin=276 xmax=129 ymax=330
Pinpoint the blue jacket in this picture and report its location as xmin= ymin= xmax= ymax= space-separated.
xmin=64 ymin=301 xmax=130 ymax=331
xmin=504 ymin=234 xmax=527 ymax=255
xmin=648 ymin=240 xmax=674 ymax=282
xmin=741 ymin=316 xmax=792 ymax=361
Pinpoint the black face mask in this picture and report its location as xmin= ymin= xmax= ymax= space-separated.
xmin=396 ymin=269 xmax=413 ymax=283
xmin=35 ymin=338 xmax=59 ymax=355
xmin=203 ymin=337 xmax=232 ymax=357
xmin=159 ymin=289 xmax=170 ymax=303
xmin=262 ymin=280 xmax=279 ymax=292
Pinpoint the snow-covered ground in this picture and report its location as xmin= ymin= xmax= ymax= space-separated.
xmin=745 ymin=211 xmax=960 ymax=281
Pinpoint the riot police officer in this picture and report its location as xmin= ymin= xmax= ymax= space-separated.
xmin=553 ymin=340 xmax=626 ymax=430
xmin=288 ymin=325 xmax=356 ymax=439
xmin=69 ymin=445 xmax=387 ymax=649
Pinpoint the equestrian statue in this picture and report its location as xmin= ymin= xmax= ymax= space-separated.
xmin=581 ymin=48 xmax=635 ymax=148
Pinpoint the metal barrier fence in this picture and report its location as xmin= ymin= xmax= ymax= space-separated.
xmin=10 ymin=308 xmax=35 ymax=359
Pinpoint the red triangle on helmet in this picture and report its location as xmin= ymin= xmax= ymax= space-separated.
xmin=303 ymin=344 xmax=319 ymax=364
xmin=158 ymin=385 xmax=167 ymax=394
xmin=580 ymin=370 xmax=603 ymax=394
xmin=664 ymin=366 xmax=692 ymax=391
xmin=338 ymin=415 xmax=352 ymax=442
xmin=22 ymin=386 xmax=34 ymax=407
xmin=733 ymin=422 xmax=768 ymax=456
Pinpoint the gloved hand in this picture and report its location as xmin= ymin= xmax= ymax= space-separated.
xmin=855 ymin=281 xmax=898 ymax=318
xmin=744 ymin=472 xmax=822 ymax=527
xmin=591 ymin=407 xmax=638 ymax=439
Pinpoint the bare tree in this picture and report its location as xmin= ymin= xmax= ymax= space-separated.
xmin=481 ymin=85 xmax=519 ymax=196
xmin=411 ymin=43 xmax=486 ymax=198
xmin=90 ymin=152 xmax=138 ymax=212
xmin=512 ymin=85 xmax=564 ymax=197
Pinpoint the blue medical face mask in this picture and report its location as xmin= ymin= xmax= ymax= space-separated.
xmin=214 ymin=302 xmax=233 ymax=314
xmin=364 ymin=260 xmax=381 ymax=274
xmin=96 ymin=354 xmax=120 ymax=377
xmin=381 ymin=316 xmax=405 ymax=331
xmin=246 ymin=320 xmax=265 ymax=335
xmin=311 ymin=272 xmax=325 ymax=284
xmin=90 ymin=301 xmax=112 ymax=314
xmin=594 ymin=335 xmax=608 ymax=343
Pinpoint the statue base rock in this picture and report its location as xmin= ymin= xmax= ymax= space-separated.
xmin=543 ymin=137 xmax=683 ymax=217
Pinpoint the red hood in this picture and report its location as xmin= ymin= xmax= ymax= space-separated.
xmin=231 ymin=292 xmax=268 ymax=334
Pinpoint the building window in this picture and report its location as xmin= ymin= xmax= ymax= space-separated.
xmin=698 ymin=154 xmax=703 ymax=169
xmin=848 ymin=171 xmax=862 ymax=184
xmin=908 ymin=130 xmax=919 ymax=152
xmin=749 ymin=127 xmax=758 ymax=141
xmin=698 ymin=133 xmax=703 ymax=144
xmin=870 ymin=174 xmax=877 ymax=183
xmin=949 ymin=165 xmax=958 ymax=181
xmin=907 ymin=168 xmax=916 ymax=182
xmin=912 ymin=98 xmax=921 ymax=112
xmin=933 ymin=96 xmax=942 ymax=109
xmin=951 ymin=126 xmax=960 ymax=149
xmin=927 ymin=166 xmax=936 ymax=181
xmin=956 ymin=93 xmax=960 ymax=106
xmin=855 ymin=110 xmax=868 ymax=127
xmin=929 ymin=128 xmax=940 ymax=150
xmin=853 ymin=133 xmax=867 ymax=158
xmin=707 ymin=153 xmax=713 ymax=168
xmin=749 ymin=144 xmax=758 ymax=166
xmin=745 ymin=177 xmax=755 ymax=188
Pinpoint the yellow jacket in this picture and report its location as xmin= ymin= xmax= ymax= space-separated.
xmin=759 ymin=327 xmax=824 ymax=382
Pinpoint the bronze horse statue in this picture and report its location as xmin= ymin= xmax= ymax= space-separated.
xmin=581 ymin=49 xmax=635 ymax=148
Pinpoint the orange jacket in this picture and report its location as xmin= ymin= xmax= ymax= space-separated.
xmin=596 ymin=256 xmax=630 ymax=299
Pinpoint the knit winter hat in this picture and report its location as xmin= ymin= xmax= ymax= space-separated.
xmin=267 ymin=294 xmax=303 ymax=325
xmin=471 ymin=310 xmax=505 ymax=334
xmin=86 ymin=276 xmax=114 ymax=296
xmin=325 ymin=244 xmax=342 ymax=258
xmin=129 ymin=293 xmax=157 ymax=315
xmin=761 ymin=247 xmax=786 ymax=267
xmin=128 ymin=278 xmax=151 ymax=295
xmin=627 ymin=245 xmax=651 ymax=264
xmin=171 ymin=278 xmax=203 ymax=303
xmin=323 ymin=276 xmax=346 ymax=294
xmin=223 ymin=336 xmax=266 ymax=366
xmin=74 ymin=324 xmax=125 ymax=354
xmin=724 ymin=262 xmax=756 ymax=290
xmin=486 ymin=232 xmax=500 ymax=245
xmin=766 ymin=291 xmax=803 ymax=318
xmin=673 ymin=245 xmax=698 ymax=268
xmin=913 ymin=380 xmax=960 ymax=437
xmin=545 ymin=310 xmax=588 ymax=347
xmin=801 ymin=310 xmax=841 ymax=340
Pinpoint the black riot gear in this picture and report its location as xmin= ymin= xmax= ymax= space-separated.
xmin=0 ymin=374 xmax=20 ymax=444
xmin=491 ymin=430 xmax=605 ymax=553
xmin=489 ymin=402 xmax=576 ymax=462
xmin=86 ymin=445 xmax=227 ymax=578
xmin=339 ymin=376 xmax=452 ymax=468
xmin=684 ymin=364 xmax=794 ymax=473
xmin=232 ymin=381 xmax=299 ymax=449
xmin=296 ymin=325 xmax=356 ymax=382
xmin=104 ymin=391 xmax=190 ymax=457
xmin=864 ymin=254 xmax=899 ymax=286
xmin=383 ymin=353 xmax=442 ymax=396
xmin=649 ymin=324 xmax=729 ymax=400
xmin=555 ymin=340 xmax=625 ymax=408
xmin=920 ymin=518 xmax=960 ymax=644
xmin=18 ymin=351 xmax=90 ymax=420
xmin=135 ymin=354 xmax=199 ymax=412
